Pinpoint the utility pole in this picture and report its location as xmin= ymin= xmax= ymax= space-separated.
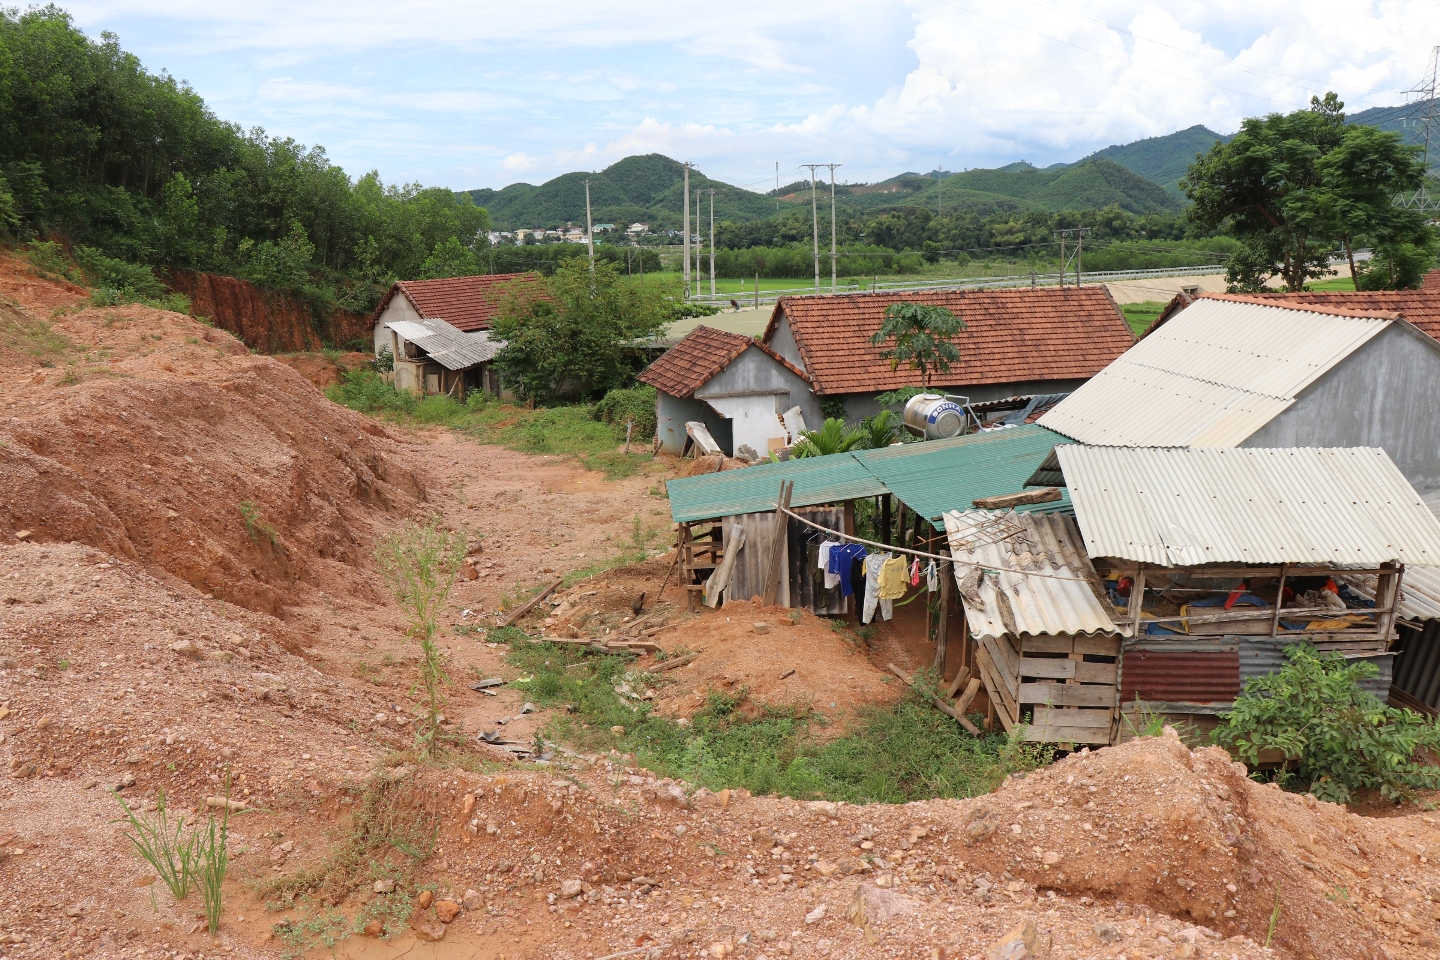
xmin=695 ymin=189 xmax=702 ymax=289
xmin=704 ymin=189 xmax=714 ymax=295
xmin=775 ymin=161 xmax=780 ymax=212
xmin=803 ymin=164 xmax=821 ymax=292
xmin=826 ymin=163 xmax=842 ymax=292
xmin=937 ymin=161 xmax=943 ymax=217
xmin=584 ymin=178 xmax=594 ymax=272
xmin=1053 ymin=227 xmax=1090 ymax=288
xmin=1397 ymin=46 xmax=1440 ymax=212
xmin=682 ymin=163 xmax=691 ymax=298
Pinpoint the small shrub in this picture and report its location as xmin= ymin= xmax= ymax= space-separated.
xmin=1212 ymin=645 xmax=1440 ymax=803
xmin=593 ymin=385 xmax=657 ymax=440
xmin=238 ymin=500 xmax=279 ymax=545
xmin=326 ymin=369 xmax=415 ymax=415
xmin=112 ymin=789 xmax=199 ymax=901
xmin=23 ymin=240 xmax=77 ymax=281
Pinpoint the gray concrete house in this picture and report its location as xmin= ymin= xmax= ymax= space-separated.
xmin=1039 ymin=293 xmax=1440 ymax=495
xmin=638 ymin=325 xmax=820 ymax=457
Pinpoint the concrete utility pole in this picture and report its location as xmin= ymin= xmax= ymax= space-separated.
xmin=584 ymin=179 xmax=595 ymax=272
xmin=682 ymin=163 xmax=691 ymax=298
xmin=775 ymin=162 xmax=780 ymax=212
xmin=826 ymin=164 xmax=842 ymax=292
xmin=803 ymin=164 xmax=821 ymax=292
xmin=695 ymin=189 xmax=702 ymax=288
xmin=708 ymin=189 xmax=716 ymax=297
xmin=1053 ymin=227 xmax=1090 ymax=288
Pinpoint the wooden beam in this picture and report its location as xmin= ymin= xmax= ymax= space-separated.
xmin=704 ymin=523 xmax=746 ymax=608
xmin=934 ymin=560 xmax=951 ymax=674
xmin=760 ymin=481 xmax=793 ymax=606
xmin=886 ymin=663 xmax=982 ymax=736
xmin=499 ymin=578 xmax=564 ymax=628
xmin=972 ymin=487 xmax=1062 ymax=510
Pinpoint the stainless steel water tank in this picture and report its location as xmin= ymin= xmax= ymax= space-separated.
xmin=903 ymin=394 xmax=968 ymax=439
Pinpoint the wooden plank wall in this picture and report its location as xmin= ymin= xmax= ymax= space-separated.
xmin=722 ymin=513 xmax=790 ymax=607
xmin=973 ymin=632 xmax=1121 ymax=745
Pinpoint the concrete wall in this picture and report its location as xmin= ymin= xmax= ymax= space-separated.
xmin=695 ymin=345 xmax=821 ymax=455
xmin=373 ymin=293 xmax=423 ymax=355
xmin=837 ymin=378 xmax=1090 ymax=424
xmin=768 ymin=313 xmax=805 ymax=370
xmin=656 ymin=391 xmax=730 ymax=456
xmin=1242 ymin=322 xmax=1440 ymax=496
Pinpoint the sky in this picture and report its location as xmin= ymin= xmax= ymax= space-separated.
xmin=64 ymin=0 xmax=1440 ymax=194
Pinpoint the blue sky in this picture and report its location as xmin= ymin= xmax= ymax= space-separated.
xmin=65 ymin=0 xmax=1440 ymax=193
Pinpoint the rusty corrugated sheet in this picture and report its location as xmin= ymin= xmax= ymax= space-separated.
xmin=1120 ymin=650 xmax=1239 ymax=703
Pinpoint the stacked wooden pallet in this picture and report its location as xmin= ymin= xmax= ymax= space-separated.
xmin=974 ymin=632 xmax=1120 ymax=745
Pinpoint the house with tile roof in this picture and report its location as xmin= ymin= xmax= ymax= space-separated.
xmin=761 ymin=286 xmax=1136 ymax=422
xmin=638 ymin=325 xmax=819 ymax=457
xmin=370 ymin=273 xmax=540 ymax=398
xmin=1039 ymin=293 xmax=1440 ymax=495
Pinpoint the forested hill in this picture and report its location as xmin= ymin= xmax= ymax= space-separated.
xmin=0 ymin=6 xmax=490 ymax=315
xmin=1068 ymin=125 xmax=1232 ymax=197
xmin=472 ymin=155 xmax=1182 ymax=231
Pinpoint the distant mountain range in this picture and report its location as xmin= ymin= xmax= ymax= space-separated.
xmin=470 ymin=103 xmax=1425 ymax=231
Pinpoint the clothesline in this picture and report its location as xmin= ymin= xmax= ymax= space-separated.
xmin=779 ymin=504 xmax=1101 ymax=585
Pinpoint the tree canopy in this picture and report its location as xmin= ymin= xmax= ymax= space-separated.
xmin=869 ymin=302 xmax=966 ymax=387
xmin=0 ymin=5 xmax=489 ymax=312
xmin=1184 ymin=93 xmax=1435 ymax=292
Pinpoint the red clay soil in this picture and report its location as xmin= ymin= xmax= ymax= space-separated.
xmin=273 ymin=351 xmax=373 ymax=390
xmin=9 ymin=251 xmax=1440 ymax=960
xmin=167 ymin=269 xmax=372 ymax=353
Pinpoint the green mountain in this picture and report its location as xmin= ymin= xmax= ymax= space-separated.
xmin=1071 ymin=125 xmax=1231 ymax=197
xmin=469 ymin=154 xmax=782 ymax=231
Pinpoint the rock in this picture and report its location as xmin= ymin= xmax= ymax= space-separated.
xmin=416 ymin=889 xmax=434 ymax=910
xmin=1041 ymin=851 xmax=1061 ymax=866
xmin=461 ymin=563 xmax=479 ymax=581
xmin=112 ymin=772 xmax=136 ymax=790
xmin=753 ymin=622 xmax=771 ymax=635
xmin=169 ymin=639 xmax=202 ymax=659
xmin=374 ymin=878 xmax=396 ymax=894
xmin=462 ymin=889 xmax=484 ymax=911
xmin=814 ymin=860 xmax=841 ymax=878
xmin=611 ymin=725 xmax=626 ymax=735
xmin=560 ymin=878 xmax=584 ymax=899
xmin=15 ymin=529 xmax=31 ymax=540
xmin=1095 ymin=922 xmax=1122 ymax=944
xmin=434 ymin=899 xmax=460 ymax=923
xmin=411 ymin=918 xmax=446 ymax=942
xmin=204 ymin=796 xmax=247 ymax=811
xmin=986 ymin=918 xmax=1037 ymax=960
xmin=965 ymin=820 xmax=995 ymax=844
xmin=362 ymin=920 xmax=384 ymax=936
xmin=805 ymin=800 xmax=838 ymax=818
xmin=845 ymin=883 xmax=918 ymax=928
xmin=804 ymin=904 xmax=827 ymax=924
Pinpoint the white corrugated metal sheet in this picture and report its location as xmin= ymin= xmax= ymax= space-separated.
xmin=1346 ymin=494 xmax=1440 ymax=622
xmin=386 ymin=316 xmax=500 ymax=370
xmin=1039 ymin=298 xmax=1392 ymax=446
xmin=1058 ymin=445 xmax=1440 ymax=567
xmin=943 ymin=510 xmax=1127 ymax=642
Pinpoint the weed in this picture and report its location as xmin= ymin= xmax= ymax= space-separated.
xmin=1265 ymin=891 xmax=1283 ymax=947
xmin=57 ymin=657 xmax=70 ymax=671
xmin=274 ymin=908 xmax=350 ymax=958
xmin=56 ymin=364 xmax=82 ymax=386
xmin=1120 ymin=697 xmax=1169 ymax=739
xmin=195 ymin=794 xmax=230 ymax=934
xmin=24 ymin=240 xmax=79 ymax=280
xmin=506 ymin=634 xmax=1049 ymax=803
xmin=374 ymin=519 xmax=467 ymax=750
xmin=1 ymin=297 xmax=70 ymax=363
xmin=238 ymin=501 xmax=279 ymax=545
xmin=111 ymin=789 xmax=198 ymax=900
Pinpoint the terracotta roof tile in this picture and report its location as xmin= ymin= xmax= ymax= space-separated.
xmin=371 ymin=273 xmax=542 ymax=333
xmin=764 ymin=287 xmax=1134 ymax=396
xmin=638 ymin=326 xmax=753 ymax=398
xmin=1242 ymin=287 xmax=1440 ymax=341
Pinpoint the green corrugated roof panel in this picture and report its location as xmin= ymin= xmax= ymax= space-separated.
xmin=666 ymin=453 xmax=886 ymax=524
xmin=854 ymin=425 xmax=1073 ymax=529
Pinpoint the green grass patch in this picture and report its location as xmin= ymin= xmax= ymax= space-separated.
xmin=326 ymin=370 xmax=652 ymax=480
xmin=1304 ymin=277 xmax=1356 ymax=291
xmin=505 ymin=635 xmax=1051 ymax=803
xmin=1119 ymin=300 xmax=1167 ymax=336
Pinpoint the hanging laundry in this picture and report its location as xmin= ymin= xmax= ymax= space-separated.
xmin=909 ymin=557 xmax=921 ymax=587
xmin=828 ymin=542 xmax=867 ymax=597
xmin=818 ymin=540 xmax=842 ymax=590
xmin=925 ymin=560 xmax=939 ymax=593
xmin=878 ymin=555 xmax=909 ymax=600
xmin=862 ymin=553 xmax=893 ymax=624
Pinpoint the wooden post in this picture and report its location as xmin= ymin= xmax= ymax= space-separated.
xmin=1268 ymin=563 xmax=1288 ymax=637
xmin=934 ymin=559 xmax=951 ymax=674
xmin=1377 ymin=561 xmax=1403 ymax=641
xmin=1129 ymin=567 xmax=1146 ymax=639
xmin=880 ymin=495 xmax=891 ymax=545
xmin=624 ymin=419 xmax=634 ymax=455
xmin=761 ymin=481 xmax=794 ymax=606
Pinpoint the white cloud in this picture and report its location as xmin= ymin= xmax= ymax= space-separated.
xmin=502 ymin=152 xmax=538 ymax=172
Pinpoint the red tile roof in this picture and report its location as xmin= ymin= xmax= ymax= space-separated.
xmin=372 ymin=273 xmax=541 ymax=333
xmin=763 ymin=287 xmax=1134 ymax=396
xmin=638 ymin=325 xmax=809 ymax=398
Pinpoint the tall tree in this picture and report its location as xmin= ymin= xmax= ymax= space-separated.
xmin=868 ymin=301 xmax=965 ymax=388
xmin=1184 ymin=93 xmax=1431 ymax=292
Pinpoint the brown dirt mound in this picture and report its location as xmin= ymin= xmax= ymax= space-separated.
xmin=0 ymin=257 xmax=425 ymax=616
xmin=272 ymin=350 xmax=371 ymax=390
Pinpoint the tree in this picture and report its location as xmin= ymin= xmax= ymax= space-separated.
xmin=1184 ymin=93 xmax=1430 ymax=292
xmin=419 ymin=236 xmax=481 ymax=279
xmin=791 ymin=418 xmax=864 ymax=458
xmin=491 ymin=258 xmax=674 ymax=404
xmin=868 ymin=301 xmax=965 ymax=387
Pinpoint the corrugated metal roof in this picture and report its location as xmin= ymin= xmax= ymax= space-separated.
xmin=1344 ymin=493 xmax=1440 ymax=622
xmin=665 ymin=425 xmax=1069 ymax=526
xmin=855 ymin=425 xmax=1072 ymax=529
xmin=665 ymin=455 xmax=887 ymax=525
xmin=1120 ymin=650 xmax=1240 ymax=703
xmin=1039 ymin=298 xmax=1392 ymax=446
xmin=1058 ymin=445 xmax=1440 ymax=567
xmin=943 ymin=510 xmax=1127 ymax=642
xmin=385 ymin=316 xmax=500 ymax=370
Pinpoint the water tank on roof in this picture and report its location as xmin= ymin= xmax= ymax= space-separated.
xmin=903 ymin=394 xmax=969 ymax=439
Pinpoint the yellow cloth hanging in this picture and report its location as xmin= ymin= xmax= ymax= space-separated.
xmin=877 ymin=555 xmax=909 ymax=600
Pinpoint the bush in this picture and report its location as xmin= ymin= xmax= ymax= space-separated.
xmin=593 ymin=385 xmax=657 ymax=439
xmin=1212 ymin=645 xmax=1440 ymax=804
xmin=326 ymin=369 xmax=416 ymax=415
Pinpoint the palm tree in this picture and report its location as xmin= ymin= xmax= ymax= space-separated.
xmin=868 ymin=302 xmax=966 ymax=388
xmin=791 ymin=418 xmax=864 ymax=458
xmin=854 ymin=409 xmax=909 ymax=449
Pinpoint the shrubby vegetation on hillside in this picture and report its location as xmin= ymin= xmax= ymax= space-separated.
xmin=0 ymin=6 xmax=489 ymax=312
